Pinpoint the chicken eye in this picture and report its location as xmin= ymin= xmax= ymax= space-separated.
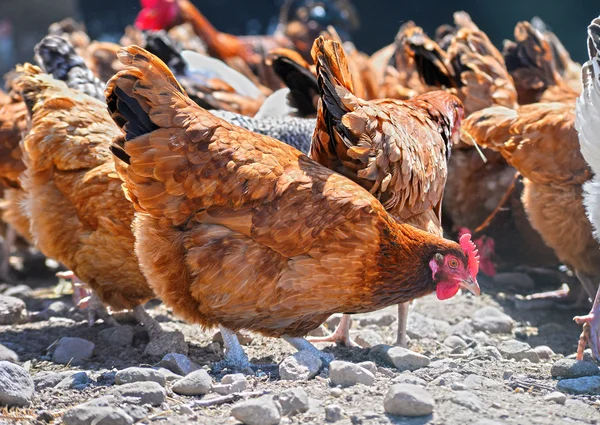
xmin=448 ymin=258 xmax=459 ymax=268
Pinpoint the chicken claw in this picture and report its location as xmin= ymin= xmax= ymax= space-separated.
xmin=283 ymin=336 xmax=334 ymax=365
xmin=306 ymin=315 xmax=359 ymax=348
xmin=213 ymin=325 xmax=252 ymax=373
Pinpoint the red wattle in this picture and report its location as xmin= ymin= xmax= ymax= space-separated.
xmin=436 ymin=282 xmax=460 ymax=300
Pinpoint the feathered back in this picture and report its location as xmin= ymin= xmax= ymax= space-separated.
xmin=577 ymin=17 xmax=600 ymax=176
xmin=34 ymin=35 xmax=105 ymax=101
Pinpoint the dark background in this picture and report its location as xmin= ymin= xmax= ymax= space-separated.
xmin=0 ymin=0 xmax=597 ymax=75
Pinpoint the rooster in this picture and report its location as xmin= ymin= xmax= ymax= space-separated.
xmin=105 ymin=45 xmax=480 ymax=369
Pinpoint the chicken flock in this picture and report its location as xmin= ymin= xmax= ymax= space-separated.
xmin=1 ymin=0 xmax=599 ymax=369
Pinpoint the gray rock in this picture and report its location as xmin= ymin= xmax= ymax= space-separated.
xmin=33 ymin=371 xmax=77 ymax=390
xmin=353 ymin=329 xmax=384 ymax=348
xmin=472 ymin=307 xmax=514 ymax=334
xmin=451 ymin=391 xmax=485 ymax=412
xmin=551 ymin=359 xmax=600 ymax=379
xmin=324 ymin=404 xmax=344 ymax=422
xmin=556 ymin=376 xmax=600 ymax=395
xmin=392 ymin=372 xmax=427 ymax=386
xmin=430 ymin=372 xmax=464 ymax=387
xmin=212 ymin=330 xmax=253 ymax=346
xmin=358 ymin=312 xmax=396 ymax=327
xmin=533 ymin=345 xmax=554 ymax=360
xmin=406 ymin=313 xmax=451 ymax=340
xmin=213 ymin=373 xmax=247 ymax=395
xmin=449 ymin=319 xmax=474 ymax=337
xmin=153 ymin=367 xmax=182 ymax=382
xmin=52 ymin=337 xmax=95 ymax=365
xmin=443 ymin=336 xmax=468 ymax=353
xmin=451 ymin=383 xmax=467 ymax=391
xmin=383 ymin=384 xmax=435 ymax=417
xmin=0 ymin=295 xmax=27 ymax=325
xmin=329 ymin=361 xmax=375 ymax=387
xmin=56 ymin=372 xmax=89 ymax=390
xmin=110 ymin=381 xmax=166 ymax=406
xmin=158 ymin=353 xmax=199 ymax=376
xmin=172 ymin=369 xmax=213 ymax=396
xmin=277 ymin=387 xmax=309 ymax=416
xmin=370 ymin=345 xmax=430 ymax=371
xmin=63 ymin=406 xmax=133 ymax=425
xmin=357 ymin=361 xmax=377 ymax=375
xmin=544 ymin=391 xmax=567 ymax=404
xmin=3 ymin=285 xmax=33 ymax=299
xmin=231 ymin=395 xmax=281 ymax=425
xmin=463 ymin=374 xmax=503 ymax=390
xmin=0 ymin=343 xmax=18 ymax=362
xmin=0 ymin=361 xmax=34 ymax=407
xmin=176 ymin=404 xmax=195 ymax=416
xmin=279 ymin=349 xmax=322 ymax=381
xmin=498 ymin=340 xmax=539 ymax=363
xmin=472 ymin=346 xmax=502 ymax=360
xmin=115 ymin=367 xmax=166 ymax=387
xmin=98 ymin=326 xmax=134 ymax=347
xmin=329 ymin=387 xmax=343 ymax=397
xmin=144 ymin=330 xmax=188 ymax=358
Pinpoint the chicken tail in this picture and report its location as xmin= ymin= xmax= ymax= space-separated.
xmin=402 ymin=26 xmax=455 ymax=88
xmin=267 ymin=48 xmax=318 ymax=117
xmin=577 ymin=18 xmax=600 ymax=176
xmin=34 ymin=35 xmax=105 ymax=101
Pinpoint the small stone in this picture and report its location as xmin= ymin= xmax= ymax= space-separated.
xmin=279 ymin=349 xmax=322 ymax=381
xmin=110 ymin=381 xmax=166 ymax=406
xmin=308 ymin=325 xmax=328 ymax=337
xmin=430 ymin=372 xmax=463 ymax=387
xmin=392 ymin=372 xmax=427 ymax=386
xmin=172 ymin=369 xmax=213 ymax=396
xmin=325 ymin=314 xmax=343 ymax=329
xmin=472 ymin=307 xmax=514 ymax=334
xmin=357 ymin=361 xmax=377 ymax=375
xmin=213 ymin=373 xmax=248 ymax=395
xmin=329 ymin=387 xmax=343 ymax=397
xmin=325 ymin=404 xmax=343 ymax=422
xmin=63 ymin=406 xmax=134 ymax=425
xmin=353 ymin=329 xmax=384 ymax=348
xmin=115 ymin=367 xmax=167 ymax=386
xmin=449 ymin=319 xmax=474 ymax=337
xmin=451 ymin=383 xmax=466 ymax=391
xmin=544 ymin=391 xmax=567 ymax=404
xmin=52 ymin=337 xmax=95 ymax=365
xmin=153 ymin=367 xmax=182 ymax=382
xmin=212 ymin=330 xmax=253 ymax=346
xmin=158 ymin=353 xmax=199 ymax=376
xmin=56 ymin=372 xmax=89 ymax=390
xmin=0 ymin=295 xmax=27 ymax=325
xmin=384 ymin=384 xmax=435 ymax=417
xmin=98 ymin=326 xmax=134 ymax=347
xmin=0 ymin=361 xmax=34 ymax=406
xmin=358 ymin=312 xmax=396 ymax=327
xmin=472 ymin=346 xmax=502 ymax=360
xmin=3 ymin=285 xmax=33 ymax=299
xmin=370 ymin=345 xmax=430 ymax=371
xmin=329 ymin=361 xmax=375 ymax=387
xmin=451 ymin=391 xmax=485 ymax=412
xmin=551 ymin=359 xmax=600 ymax=379
xmin=498 ymin=340 xmax=540 ymax=363
xmin=556 ymin=376 xmax=600 ymax=394
xmin=143 ymin=330 xmax=188 ymax=358
xmin=443 ymin=336 xmax=468 ymax=353
xmin=503 ymin=370 xmax=514 ymax=380
xmin=277 ymin=388 xmax=309 ymax=416
xmin=463 ymin=374 xmax=502 ymax=390
xmin=0 ymin=343 xmax=18 ymax=362
xmin=33 ymin=371 xmax=77 ymax=390
xmin=533 ymin=345 xmax=554 ymax=360
xmin=231 ymin=395 xmax=281 ymax=425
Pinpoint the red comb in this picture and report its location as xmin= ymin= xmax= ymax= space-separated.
xmin=459 ymin=233 xmax=480 ymax=278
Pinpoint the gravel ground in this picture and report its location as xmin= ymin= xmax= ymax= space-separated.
xmin=1 ymin=272 xmax=600 ymax=425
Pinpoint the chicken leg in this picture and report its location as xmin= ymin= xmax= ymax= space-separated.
xmin=214 ymin=325 xmax=252 ymax=372
xmin=574 ymin=284 xmax=600 ymax=361
xmin=0 ymin=225 xmax=16 ymax=283
xmin=306 ymin=314 xmax=359 ymax=347
xmin=395 ymin=302 xmax=410 ymax=347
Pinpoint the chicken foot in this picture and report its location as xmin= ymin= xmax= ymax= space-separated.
xmin=574 ymin=284 xmax=600 ymax=361
xmin=214 ymin=325 xmax=252 ymax=372
xmin=282 ymin=335 xmax=334 ymax=364
xmin=306 ymin=314 xmax=359 ymax=347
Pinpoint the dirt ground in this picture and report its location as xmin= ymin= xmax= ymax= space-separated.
xmin=1 ymin=265 xmax=600 ymax=425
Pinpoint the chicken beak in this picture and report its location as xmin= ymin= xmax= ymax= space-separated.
xmin=459 ymin=276 xmax=481 ymax=296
